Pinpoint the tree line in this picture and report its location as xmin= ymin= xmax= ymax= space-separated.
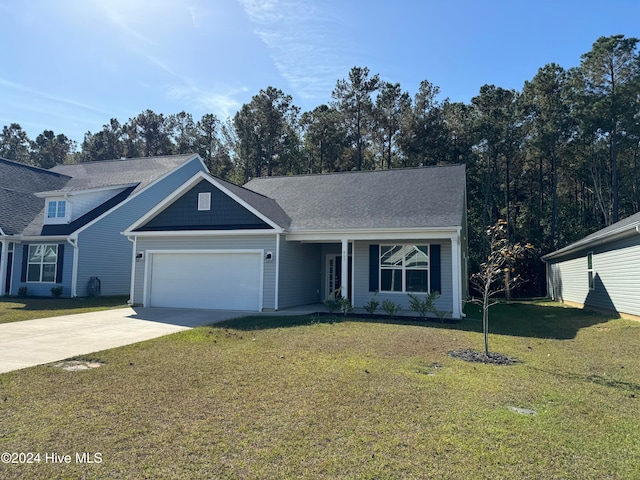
xmin=3 ymin=35 xmax=639 ymax=294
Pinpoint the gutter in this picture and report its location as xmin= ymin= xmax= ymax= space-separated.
xmin=542 ymin=221 xmax=640 ymax=262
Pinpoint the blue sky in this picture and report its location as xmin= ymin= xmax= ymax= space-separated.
xmin=1 ymin=0 xmax=638 ymax=145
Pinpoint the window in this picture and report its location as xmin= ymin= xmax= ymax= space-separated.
xmin=587 ymin=252 xmax=594 ymax=290
xmin=380 ymin=244 xmax=429 ymax=292
xmin=198 ymin=192 xmax=211 ymax=211
xmin=47 ymin=200 xmax=67 ymax=219
xmin=27 ymin=244 xmax=58 ymax=283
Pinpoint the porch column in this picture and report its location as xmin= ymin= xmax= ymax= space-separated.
xmin=0 ymin=240 xmax=6 ymax=296
xmin=451 ymin=233 xmax=462 ymax=318
xmin=341 ymin=238 xmax=349 ymax=299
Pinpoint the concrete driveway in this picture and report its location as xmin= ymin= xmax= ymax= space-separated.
xmin=0 ymin=307 xmax=250 ymax=374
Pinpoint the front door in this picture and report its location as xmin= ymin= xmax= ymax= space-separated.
xmin=326 ymin=255 xmax=352 ymax=300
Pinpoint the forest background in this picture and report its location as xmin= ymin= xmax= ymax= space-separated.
xmin=2 ymin=35 xmax=639 ymax=296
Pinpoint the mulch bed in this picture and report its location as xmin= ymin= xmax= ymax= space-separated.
xmin=448 ymin=348 xmax=518 ymax=365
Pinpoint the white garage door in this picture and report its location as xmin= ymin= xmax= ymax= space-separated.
xmin=148 ymin=251 xmax=262 ymax=311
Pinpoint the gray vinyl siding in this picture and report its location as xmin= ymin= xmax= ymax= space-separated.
xmin=132 ymin=234 xmax=277 ymax=309
xmin=353 ymin=240 xmax=454 ymax=314
xmin=12 ymin=242 xmax=73 ymax=297
xmin=548 ymin=234 xmax=640 ymax=316
xmin=278 ymin=240 xmax=321 ymax=308
xmin=76 ymin=158 xmax=205 ymax=296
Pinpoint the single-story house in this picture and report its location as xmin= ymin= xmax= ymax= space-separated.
xmin=0 ymin=154 xmax=207 ymax=297
xmin=124 ymin=165 xmax=468 ymax=318
xmin=542 ymin=212 xmax=640 ymax=319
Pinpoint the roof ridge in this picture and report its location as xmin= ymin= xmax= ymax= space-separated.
xmin=246 ymin=164 xmax=464 ymax=182
xmin=56 ymin=153 xmax=196 ymax=167
xmin=0 ymin=157 xmax=71 ymax=179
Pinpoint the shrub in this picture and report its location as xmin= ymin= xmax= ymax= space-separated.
xmin=338 ymin=297 xmax=353 ymax=316
xmin=17 ymin=286 xmax=28 ymax=297
xmin=51 ymin=286 xmax=64 ymax=298
xmin=324 ymin=287 xmax=342 ymax=314
xmin=363 ymin=296 xmax=379 ymax=315
xmin=407 ymin=291 xmax=440 ymax=321
xmin=381 ymin=299 xmax=401 ymax=318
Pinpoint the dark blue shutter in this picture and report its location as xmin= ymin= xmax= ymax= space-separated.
xmin=369 ymin=244 xmax=379 ymax=292
xmin=21 ymin=245 xmax=28 ymax=282
xmin=56 ymin=244 xmax=64 ymax=284
xmin=430 ymin=244 xmax=441 ymax=293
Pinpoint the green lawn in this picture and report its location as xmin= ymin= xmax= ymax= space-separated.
xmin=1 ymin=301 xmax=640 ymax=479
xmin=0 ymin=296 xmax=129 ymax=324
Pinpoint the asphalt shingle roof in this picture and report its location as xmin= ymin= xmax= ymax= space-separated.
xmin=244 ymin=165 xmax=466 ymax=231
xmin=2 ymin=154 xmax=198 ymax=237
xmin=0 ymin=158 xmax=70 ymax=235
xmin=543 ymin=211 xmax=640 ymax=260
xmin=48 ymin=154 xmax=197 ymax=194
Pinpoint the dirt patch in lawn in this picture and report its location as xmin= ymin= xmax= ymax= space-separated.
xmin=448 ymin=348 xmax=518 ymax=365
xmin=51 ymin=359 xmax=106 ymax=371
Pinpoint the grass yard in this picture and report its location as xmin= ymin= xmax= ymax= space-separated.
xmin=0 ymin=296 xmax=129 ymax=324
xmin=1 ymin=301 xmax=640 ymax=479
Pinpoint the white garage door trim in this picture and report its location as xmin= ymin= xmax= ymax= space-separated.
xmin=143 ymin=249 xmax=264 ymax=311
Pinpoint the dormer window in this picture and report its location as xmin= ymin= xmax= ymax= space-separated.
xmin=47 ymin=200 xmax=67 ymax=219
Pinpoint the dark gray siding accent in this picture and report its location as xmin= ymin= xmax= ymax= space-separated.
xmin=138 ymin=179 xmax=271 ymax=231
xmin=547 ymin=234 xmax=640 ymax=316
xmin=132 ymin=234 xmax=277 ymax=309
xmin=12 ymin=242 xmax=74 ymax=297
xmin=278 ymin=240 xmax=321 ymax=309
xmin=353 ymin=240 xmax=453 ymax=314
xmin=76 ymin=159 xmax=206 ymax=296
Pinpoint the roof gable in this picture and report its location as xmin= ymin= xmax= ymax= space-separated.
xmin=244 ymin=165 xmax=466 ymax=232
xmin=127 ymin=171 xmax=289 ymax=233
xmin=136 ymin=179 xmax=272 ymax=231
xmin=2 ymin=154 xmax=204 ymax=237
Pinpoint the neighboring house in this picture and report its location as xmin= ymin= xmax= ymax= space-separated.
xmin=124 ymin=165 xmax=469 ymax=318
xmin=542 ymin=212 xmax=640 ymax=319
xmin=0 ymin=154 xmax=207 ymax=298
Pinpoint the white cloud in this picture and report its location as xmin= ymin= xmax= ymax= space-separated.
xmin=238 ymin=0 xmax=349 ymax=103
xmin=0 ymin=78 xmax=110 ymax=115
xmin=166 ymin=84 xmax=247 ymax=119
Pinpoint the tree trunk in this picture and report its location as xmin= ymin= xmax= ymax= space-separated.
xmin=483 ymin=292 xmax=490 ymax=356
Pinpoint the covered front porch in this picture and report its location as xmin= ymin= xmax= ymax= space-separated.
xmin=277 ymin=230 xmax=466 ymax=319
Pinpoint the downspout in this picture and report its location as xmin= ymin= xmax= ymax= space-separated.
xmin=66 ymin=236 xmax=79 ymax=297
xmin=126 ymin=235 xmax=136 ymax=306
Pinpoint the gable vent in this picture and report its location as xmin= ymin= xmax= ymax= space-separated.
xmin=198 ymin=192 xmax=211 ymax=211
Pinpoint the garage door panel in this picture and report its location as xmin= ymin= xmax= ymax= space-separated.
xmin=148 ymin=252 xmax=261 ymax=311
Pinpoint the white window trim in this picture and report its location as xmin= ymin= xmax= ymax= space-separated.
xmin=45 ymin=199 xmax=69 ymax=224
xmin=27 ymin=244 xmax=58 ymax=283
xmin=379 ymin=243 xmax=430 ymax=293
xmin=198 ymin=192 xmax=212 ymax=211
xmin=587 ymin=251 xmax=594 ymax=290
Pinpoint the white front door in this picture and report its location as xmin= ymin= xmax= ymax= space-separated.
xmin=326 ymin=254 xmax=352 ymax=300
